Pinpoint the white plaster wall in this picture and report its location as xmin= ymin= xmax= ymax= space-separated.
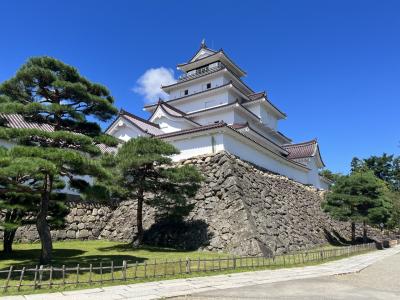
xmin=172 ymin=90 xmax=230 ymax=113
xmin=222 ymin=134 xmax=309 ymax=184
xmin=191 ymin=109 xmax=236 ymax=125
xmin=169 ymin=74 xmax=227 ymax=99
xmin=246 ymin=103 xmax=261 ymax=117
xmin=306 ymin=157 xmax=330 ymax=190
xmin=111 ymin=125 xmax=149 ymax=141
xmin=318 ymin=178 xmax=331 ymax=190
xmin=245 ymin=103 xmax=279 ymax=131
xmin=153 ymin=116 xmax=193 ymax=133
xmin=260 ymin=105 xmax=278 ymax=130
xmin=168 ymin=133 xmax=224 ymax=161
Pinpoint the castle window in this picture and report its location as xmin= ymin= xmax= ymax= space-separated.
xmin=206 ymin=83 xmax=211 ymax=89
xmin=184 ymin=89 xmax=189 ymax=95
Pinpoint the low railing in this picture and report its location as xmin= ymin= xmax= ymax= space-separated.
xmin=178 ymin=63 xmax=225 ymax=82
xmin=0 ymin=243 xmax=377 ymax=294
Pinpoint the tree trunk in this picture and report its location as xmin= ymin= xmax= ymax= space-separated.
xmin=36 ymin=174 xmax=53 ymax=265
xmin=351 ymin=222 xmax=356 ymax=243
xmin=132 ymin=187 xmax=144 ymax=247
xmin=363 ymin=220 xmax=368 ymax=243
xmin=3 ymin=229 xmax=16 ymax=254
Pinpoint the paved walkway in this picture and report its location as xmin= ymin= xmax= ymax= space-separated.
xmin=3 ymin=246 xmax=400 ymax=300
xmin=183 ymin=251 xmax=400 ymax=299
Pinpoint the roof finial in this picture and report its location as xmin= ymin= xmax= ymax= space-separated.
xmin=201 ymin=38 xmax=206 ymax=48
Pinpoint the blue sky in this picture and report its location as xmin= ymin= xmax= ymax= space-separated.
xmin=1 ymin=1 xmax=399 ymax=174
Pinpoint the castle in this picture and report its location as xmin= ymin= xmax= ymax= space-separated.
xmin=106 ymin=42 xmax=330 ymax=189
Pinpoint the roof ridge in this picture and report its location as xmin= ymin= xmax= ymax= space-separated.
xmin=283 ymin=139 xmax=317 ymax=147
xmin=145 ymin=81 xmax=233 ymax=108
xmin=155 ymin=121 xmax=226 ymax=138
xmin=150 ymin=101 xmax=201 ymax=126
xmin=120 ymin=109 xmax=160 ymax=128
xmin=160 ymin=101 xmax=187 ymax=116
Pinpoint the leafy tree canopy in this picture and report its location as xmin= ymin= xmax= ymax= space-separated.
xmin=105 ymin=137 xmax=202 ymax=246
xmin=323 ymin=171 xmax=391 ymax=241
xmin=319 ymin=169 xmax=342 ymax=184
xmin=0 ymin=56 xmax=118 ymax=263
xmin=351 ymin=153 xmax=400 ymax=191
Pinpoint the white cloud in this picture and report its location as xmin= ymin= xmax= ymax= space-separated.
xmin=133 ymin=67 xmax=177 ymax=103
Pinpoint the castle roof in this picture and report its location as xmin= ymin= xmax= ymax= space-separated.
xmin=0 ymin=113 xmax=116 ymax=154
xmin=283 ymin=139 xmax=325 ymax=167
xmin=0 ymin=113 xmax=54 ymax=132
xmin=116 ymin=109 xmax=164 ymax=136
xmin=177 ymin=42 xmax=246 ymax=78
xmin=149 ymin=101 xmax=201 ymax=126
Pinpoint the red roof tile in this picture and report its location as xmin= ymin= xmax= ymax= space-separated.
xmin=1 ymin=113 xmax=117 ymax=154
xmin=0 ymin=113 xmax=54 ymax=132
xmin=283 ymin=140 xmax=318 ymax=159
xmin=247 ymin=91 xmax=266 ymax=101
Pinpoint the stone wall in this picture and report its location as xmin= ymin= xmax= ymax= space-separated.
xmin=3 ymin=151 xmax=381 ymax=255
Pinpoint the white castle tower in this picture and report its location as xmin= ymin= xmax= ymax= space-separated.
xmin=106 ymin=42 xmax=330 ymax=189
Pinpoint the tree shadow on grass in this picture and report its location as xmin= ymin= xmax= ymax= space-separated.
xmin=0 ymin=248 xmax=146 ymax=271
xmin=98 ymin=243 xmax=194 ymax=253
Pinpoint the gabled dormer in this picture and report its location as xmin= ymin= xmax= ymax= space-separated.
xmin=148 ymin=100 xmax=200 ymax=133
xmin=105 ymin=109 xmax=163 ymax=141
xmin=188 ymin=40 xmax=217 ymax=62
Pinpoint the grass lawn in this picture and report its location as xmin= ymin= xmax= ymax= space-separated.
xmin=0 ymin=240 xmax=225 ymax=270
xmin=0 ymin=240 xmax=374 ymax=296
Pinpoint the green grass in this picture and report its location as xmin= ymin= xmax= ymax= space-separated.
xmin=0 ymin=240 xmax=225 ymax=270
xmin=0 ymin=240 xmax=375 ymax=296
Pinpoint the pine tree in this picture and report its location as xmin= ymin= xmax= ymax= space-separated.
xmin=109 ymin=137 xmax=202 ymax=246
xmin=0 ymin=56 xmax=118 ymax=263
xmin=323 ymin=171 xmax=390 ymax=243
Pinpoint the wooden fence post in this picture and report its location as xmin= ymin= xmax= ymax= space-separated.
xmin=134 ymin=261 xmax=138 ymax=279
xmin=17 ymin=267 xmax=25 ymax=292
xmin=197 ymin=257 xmax=200 ymax=272
xmin=100 ymin=262 xmax=103 ymax=284
xmin=76 ymin=264 xmax=80 ymax=286
xmin=179 ymin=259 xmax=183 ymax=275
xmin=49 ymin=266 xmax=53 ymax=288
xmin=144 ymin=261 xmax=147 ymax=278
xmin=153 ymin=259 xmax=157 ymax=278
xmin=185 ymin=258 xmax=189 ymax=274
xmin=122 ymin=261 xmax=127 ymax=281
xmin=89 ymin=264 xmax=93 ymax=284
xmin=233 ymin=256 xmax=237 ymax=269
xmin=110 ymin=261 xmax=114 ymax=282
xmin=62 ymin=265 xmax=66 ymax=287
xmin=3 ymin=266 xmax=13 ymax=293
xmin=38 ymin=265 xmax=43 ymax=288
